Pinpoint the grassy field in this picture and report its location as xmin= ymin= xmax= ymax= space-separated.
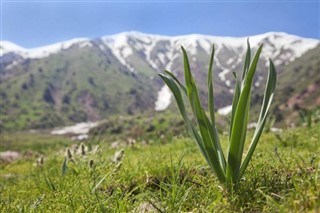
xmin=0 ymin=125 xmax=319 ymax=212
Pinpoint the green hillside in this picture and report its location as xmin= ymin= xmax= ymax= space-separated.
xmin=0 ymin=44 xmax=158 ymax=130
xmin=1 ymin=41 xmax=319 ymax=131
xmin=272 ymin=45 xmax=320 ymax=125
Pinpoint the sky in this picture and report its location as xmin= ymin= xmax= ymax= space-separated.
xmin=1 ymin=1 xmax=319 ymax=48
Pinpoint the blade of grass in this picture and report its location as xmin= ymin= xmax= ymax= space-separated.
xmin=92 ymin=174 xmax=109 ymax=193
xmin=62 ymin=157 xmax=67 ymax=176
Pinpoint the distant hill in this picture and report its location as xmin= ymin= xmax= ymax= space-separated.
xmin=271 ymin=45 xmax=320 ymax=126
xmin=0 ymin=32 xmax=319 ymax=130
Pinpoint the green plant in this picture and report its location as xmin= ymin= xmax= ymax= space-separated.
xmin=159 ymin=41 xmax=277 ymax=185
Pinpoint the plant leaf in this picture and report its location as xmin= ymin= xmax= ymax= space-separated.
xmin=181 ymin=47 xmax=226 ymax=181
xmin=207 ymin=45 xmax=226 ymax=171
xmin=158 ymin=75 xmax=207 ymax=161
xmin=208 ymin=45 xmax=216 ymax=125
xmin=159 ymin=73 xmax=226 ymax=181
xmin=229 ymin=72 xmax=240 ymax=142
xmin=159 ymin=73 xmax=225 ymax=176
xmin=226 ymin=44 xmax=263 ymax=182
xmin=239 ymin=59 xmax=277 ymax=178
xmin=242 ymin=39 xmax=251 ymax=82
xmin=164 ymin=70 xmax=187 ymax=95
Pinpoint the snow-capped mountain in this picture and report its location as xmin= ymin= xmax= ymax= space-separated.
xmin=0 ymin=32 xmax=319 ymax=130
xmin=1 ymin=38 xmax=89 ymax=58
xmin=2 ymin=31 xmax=318 ymax=70
xmin=102 ymin=31 xmax=318 ymax=71
xmin=100 ymin=32 xmax=319 ymax=111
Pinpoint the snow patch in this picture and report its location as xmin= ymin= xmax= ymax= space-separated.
xmin=102 ymin=33 xmax=134 ymax=72
xmin=226 ymin=58 xmax=234 ymax=64
xmin=99 ymin=44 xmax=106 ymax=51
xmin=5 ymin=60 xmax=19 ymax=70
xmin=158 ymin=52 xmax=166 ymax=64
xmin=218 ymin=69 xmax=230 ymax=82
xmin=198 ymin=39 xmax=211 ymax=54
xmin=122 ymin=46 xmax=133 ymax=58
xmin=71 ymin=134 xmax=89 ymax=141
xmin=255 ymin=76 xmax=263 ymax=87
xmin=155 ymin=85 xmax=172 ymax=111
xmin=248 ymin=122 xmax=258 ymax=129
xmin=217 ymin=105 xmax=232 ymax=115
xmin=271 ymin=127 xmax=282 ymax=132
xmin=51 ymin=122 xmax=99 ymax=135
xmin=79 ymin=41 xmax=93 ymax=49
xmin=144 ymin=38 xmax=159 ymax=70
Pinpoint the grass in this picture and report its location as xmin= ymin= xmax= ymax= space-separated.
xmin=89 ymin=111 xmax=187 ymax=141
xmin=1 ymin=125 xmax=319 ymax=212
xmin=0 ymin=132 xmax=74 ymax=154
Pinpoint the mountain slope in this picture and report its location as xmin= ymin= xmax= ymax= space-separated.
xmin=271 ymin=44 xmax=320 ymax=125
xmin=0 ymin=32 xmax=319 ymax=130
xmin=0 ymin=41 xmax=159 ymax=129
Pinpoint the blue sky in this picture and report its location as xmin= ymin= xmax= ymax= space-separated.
xmin=1 ymin=1 xmax=319 ymax=48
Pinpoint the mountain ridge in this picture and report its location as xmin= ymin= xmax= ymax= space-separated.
xmin=2 ymin=31 xmax=318 ymax=66
xmin=2 ymin=31 xmax=318 ymax=50
xmin=0 ymin=31 xmax=319 ymax=130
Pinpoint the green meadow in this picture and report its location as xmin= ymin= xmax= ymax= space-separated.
xmin=1 ymin=124 xmax=319 ymax=212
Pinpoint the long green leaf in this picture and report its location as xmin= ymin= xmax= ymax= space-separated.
xmin=229 ymin=72 xmax=240 ymax=142
xmin=203 ymin=112 xmax=226 ymax=172
xmin=226 ymin=44 xmax=263 ymax=182
xmin=160 ymin=74 xmax=225 ymax=182
xmin=181 ymin=47 xmax=226 ymax=181
xmin=242 ymin=39 xmax=251 ymax=82
xmin=159 ymin=73 xmax=225 ymax=182
xmin=164 ymin=70 xmax=187 ymax=95
xmin=239 ymin=59 xmax=277 ymax=178
xmin=159 ymin=71 xmax=225 ymax=182
xmin=207 ymin=45 xmax=226 ymax=171
xmin=208 ymin=45 xmax=216 ymax=125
